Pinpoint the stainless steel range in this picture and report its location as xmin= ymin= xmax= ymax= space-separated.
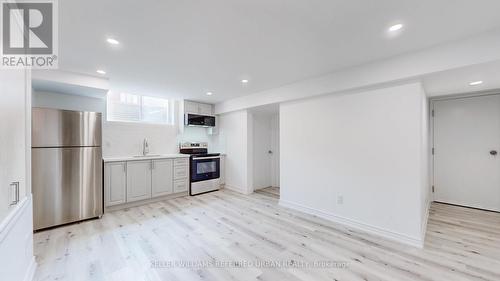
xmin=179 ymin=142 xmax=221 ymax=195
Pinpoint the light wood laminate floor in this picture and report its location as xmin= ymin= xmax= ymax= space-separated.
xmin=34 ymin=189 xmax=500 ymax=281
xmin=255 ymin=186 xmax=280 ymax=198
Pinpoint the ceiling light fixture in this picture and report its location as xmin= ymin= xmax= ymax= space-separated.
xmin=106 ymin=38 xmax=120 ymax=45
xmin=206 ymin=92 xmax=213 ymax=96
xmin=241 ymin=79 xmax=249 ymax=84
xmin=96 ymin=69 xmax=106 ymax=75
xmin=388 ymin=23 xmax=404 ymax=32
xmin=469 ymin=81 xmax=483 ymax=86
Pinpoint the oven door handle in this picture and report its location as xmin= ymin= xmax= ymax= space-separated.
xmin=192 ymin=156 xmax=221 ymax=160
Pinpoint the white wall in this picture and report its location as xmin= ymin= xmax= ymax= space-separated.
xmin=0 ymin=69 xmax=36 ymax=281
xmin=102 ymin=121 xmax=179 ymax=157
xmin=32 ymin=91 xmax=221 ymax=157
xmin=279 ymin=82 xmax=429 ymax=247
xmin=420 ymin=87 xmax=431 ymax=237
xmin=217 ymin=110 xmax=253 ymax=194
xmin=33 ymin=90 xmax=106 ymax=113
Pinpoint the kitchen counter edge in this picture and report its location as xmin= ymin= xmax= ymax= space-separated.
xmin=103 ymin=154 xmax=190 ymax=163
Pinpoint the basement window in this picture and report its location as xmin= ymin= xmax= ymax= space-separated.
xmin=107 ymin=92 xmax=174 ymax=124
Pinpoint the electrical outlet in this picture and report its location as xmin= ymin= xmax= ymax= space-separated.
xmin=337 ymin=195 xmax=344 ymax=205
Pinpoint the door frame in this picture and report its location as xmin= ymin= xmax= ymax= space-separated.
xmin=430 ymin=90 xmax=500 ymax=204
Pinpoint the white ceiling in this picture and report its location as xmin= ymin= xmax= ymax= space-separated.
xmin=58 ymin=0 xmax=500 ymax=103
xmin=423 ymin=60 xmax=500 ymax=97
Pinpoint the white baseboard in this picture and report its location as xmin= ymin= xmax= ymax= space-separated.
xmin=105 ymin=191 xmax=188 ymax=212
xmin=279 ymin=199 xmax=424 ymax=248
xmin=23 ymin=256 xmax=37 ymax=281
xmin=225 ymin=184 xmax=252 ymax=195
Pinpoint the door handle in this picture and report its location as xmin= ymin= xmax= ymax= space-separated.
xmin=490 ymin=150 xmax=498 ymax=156
xmin=10 ymin=182 xmax=19 ymax=206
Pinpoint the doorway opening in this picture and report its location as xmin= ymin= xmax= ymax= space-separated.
xmin=249 ymin=104 xmax=280 ymax=198
xmin=431 ymin=93 xmax=500 ymax=212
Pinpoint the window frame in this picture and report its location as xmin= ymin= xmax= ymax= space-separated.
xmin=106 ymin=92 xmax=174 ymax=125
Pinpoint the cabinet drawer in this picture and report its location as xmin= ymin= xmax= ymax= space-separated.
xmin=173 ymin=158 xmax=188 ymax=167
xmin=173 ymin=179 xmax=189 ymax=193
xmin=173 ymin=166 xmax=188 ymax=179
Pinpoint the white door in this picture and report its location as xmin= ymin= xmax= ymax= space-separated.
xmin=433 ymin=94 xmax=500 ymax=211
xmin=126 ymin=160 xmax=152 ymax=202
xmin=252 ymin=114 xmax=272 ymax=189
xmin=104 ymin=162 xmax=127 ymax=206
xmin=152 ymin=159 xmax=173 ymax=197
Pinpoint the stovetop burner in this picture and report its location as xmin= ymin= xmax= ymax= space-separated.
xmin=179 ymin=142 xmax=220 ymax=157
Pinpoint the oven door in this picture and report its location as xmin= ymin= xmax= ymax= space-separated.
xmin=191 ymin=156 xmax=220 ymax=182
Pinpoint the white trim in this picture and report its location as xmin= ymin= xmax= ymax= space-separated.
xmin=0 ymin=196 xmax=29 ymax=243
xmin=105 ymin=191 xmax=188 ymax=212
xmin=0 ymin=195 xmax=38 ymax=281
xmin=279 ymin=199 xmax=424 ymax=248
xmin=23 ymin=256 xmax=37 ymax=281
xmin=421 ymin=199 xmax=431 ymax=242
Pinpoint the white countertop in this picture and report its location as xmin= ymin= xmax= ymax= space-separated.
xmin=103 ymin=154 xmax=190 ymax=163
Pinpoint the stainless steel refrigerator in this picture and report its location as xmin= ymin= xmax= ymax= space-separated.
xmin=32 ymin=108 xmax=103 ymax=230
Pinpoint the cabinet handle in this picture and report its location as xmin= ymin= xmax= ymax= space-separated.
xmin=10 ymin=182 xmax=19 ymax=206
xmin=123 ymin=164 xmax=127 ymax=173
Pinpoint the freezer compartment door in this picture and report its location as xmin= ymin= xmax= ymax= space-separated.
xmin=32 ymin=147 xmax=103 ymax=230
xmin=32 ymin=108 xmax=102 ymax=147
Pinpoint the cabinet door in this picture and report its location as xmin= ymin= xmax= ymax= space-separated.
xmin=152 ymin=159 xmax=173 ymax=197
xmin=184 ymin=101 xmax=199 ymax=114
xmin=126 ymin=160 xmax=152 ymax=202
xmin=104 ymin=162 xmax=127 ymax=206
xmin=198 ymin=103 xmax=213 ymax=115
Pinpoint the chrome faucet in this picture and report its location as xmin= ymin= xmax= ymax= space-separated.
xmin=143 ymin=138 xmax=149 ymax=156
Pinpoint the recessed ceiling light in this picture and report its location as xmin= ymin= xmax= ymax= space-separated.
xmin=206 ymin=92 xmax=213 ymax=96
xmin=469 ymin=81 xmax=483 ymax=86
xmin=241 ymin=79 xmax=249 ymax=84
xmin=96 ymin=69 xmax=106 ymax=75
xmin=388 ymin=23 xmax=404 ymax=32
xmin=106 ymin=38 xmax=120 ymax=45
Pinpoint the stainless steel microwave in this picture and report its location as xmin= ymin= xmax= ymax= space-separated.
xmin=185 ymin=113 xmax=216 ymax=127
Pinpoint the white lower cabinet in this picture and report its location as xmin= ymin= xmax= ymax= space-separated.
xmin=104 ymin=157 xmax=189 ymax=208
xmin=152 ymin=159 xmax=173 ymax=197
xmin=173 ymin=178 xmax=189 ymax=193
xmin=126 ymin=160 xmax=152 ymax=202
xmin=104 ymin=161 xmax=127 ymax=206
